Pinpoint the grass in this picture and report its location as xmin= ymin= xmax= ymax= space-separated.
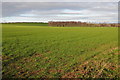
xmin=2 ymin=23 xmax=119 ymax=78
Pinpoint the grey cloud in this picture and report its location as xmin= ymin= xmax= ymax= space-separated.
xmin=2 ymin=2 xmax=118 ymax=23
xmin=2 ymin=2 xmax=117 ymax=17
xmin=2 ymin=2 xmax=90 ymax=17
xmin=2 ymin=0 xmax=120 ymax=2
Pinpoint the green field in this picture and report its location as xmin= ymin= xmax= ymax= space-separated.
xmin=2 ymin=23 xmax=119 ymax=78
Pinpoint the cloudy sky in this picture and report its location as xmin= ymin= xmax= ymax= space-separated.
xmin=2 ymin=2 xmax=118 ymax=23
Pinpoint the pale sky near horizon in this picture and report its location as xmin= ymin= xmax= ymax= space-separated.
xmin=1 ymin=2 xmax=119 ymax=23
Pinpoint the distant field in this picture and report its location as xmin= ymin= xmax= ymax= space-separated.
xmin=2 ymin=23 xmax=119 ymax=78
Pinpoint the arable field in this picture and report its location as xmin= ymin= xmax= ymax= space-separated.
xmin=2 ymin=23 xmax=119 ymax=78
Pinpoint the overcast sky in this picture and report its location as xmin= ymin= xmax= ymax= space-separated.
xmin=2 ymin=0 xmax=120 ymax=2
xmin=2 ymin=2 xmax=118 ymax=23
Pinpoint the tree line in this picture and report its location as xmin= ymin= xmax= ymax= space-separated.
xmin=48 ymin=21 xmax=119 ymax=27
